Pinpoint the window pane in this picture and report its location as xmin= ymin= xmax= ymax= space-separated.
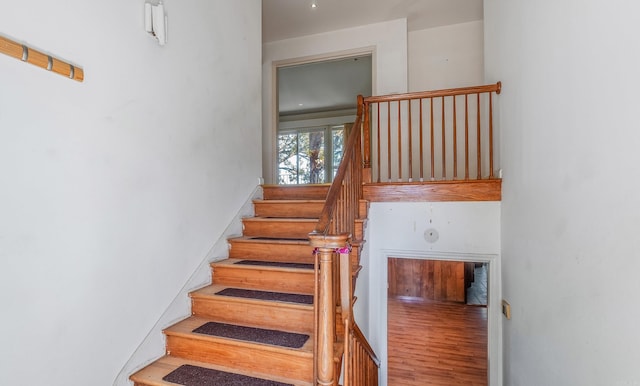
xmin=307 ymin=131 xmax=325 ymax=184
xmin=277 ymin=130 xmax=325 ymax=184
xmin=277 ymin=133 xmax=299 ymax=184
xmin=332 ymin=128 xmax=344 ymax=178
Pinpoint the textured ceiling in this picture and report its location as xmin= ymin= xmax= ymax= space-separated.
xmin=263 ymin=0 xmax=483 ymax=43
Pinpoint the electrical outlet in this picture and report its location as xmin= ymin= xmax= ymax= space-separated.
xmin=502 ymin=300 xmax=511 ymax=320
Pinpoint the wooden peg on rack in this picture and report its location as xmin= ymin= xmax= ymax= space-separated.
xmin=0 ymin=35 xmax=84 ymax=82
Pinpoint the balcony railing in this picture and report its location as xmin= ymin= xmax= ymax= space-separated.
xmin=308 ymin=83 xmax=501 ymax=386
xmin=363 ymin=82 xmax=502 ymax=183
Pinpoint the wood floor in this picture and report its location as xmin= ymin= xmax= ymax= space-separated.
xmin=387 ymin=297 xmax=487 ymax=386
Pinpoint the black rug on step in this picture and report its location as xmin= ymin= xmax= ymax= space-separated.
xmin=216 ymin=288 xmax=313 ymax=305
xmin=162 ymin=364 xmax=293 ymax=386
xmin=235 ymin=260 xmax=314 ymax=270
xmin=193 ymin=322 xmax=309 ymax=349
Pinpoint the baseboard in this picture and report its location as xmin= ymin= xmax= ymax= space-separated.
xmin=112 ymin=185 xmax=263 ymax=386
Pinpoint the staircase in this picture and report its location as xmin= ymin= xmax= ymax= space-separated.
xmin=130 ymin=184 xmax=367 ymax=386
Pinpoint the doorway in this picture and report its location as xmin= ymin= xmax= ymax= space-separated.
xmin=387 ymin=257 xmax=488 ymax=385
xmin=370 ymin=251 xmax=501 ymax=386
xmin=274 ymin=54 xmax=372 ymax=184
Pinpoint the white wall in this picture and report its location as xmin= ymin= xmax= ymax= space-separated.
xmin=366 ymin=201 xmax=501 ymax=386
xmin=485 ymin=1 xmax=640 ymax=385
xmin=113 ymin=188 xmax=259 ymax=385
xmin=409 ymin=20 xmax=484 ymax=91
xmin=262 ymin=19 xmax=408 ymax=184
xmin=0 ymin=1 xmax=262 ymax=385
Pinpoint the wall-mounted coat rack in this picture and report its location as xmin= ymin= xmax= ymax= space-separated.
xmin=0 ymin=35 xmax=84 ymax=82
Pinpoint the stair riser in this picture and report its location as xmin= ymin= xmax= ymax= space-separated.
xmin=191 ymin=298 xmax=314 ymax=334
xmin=228 ymin=242 xmax=359 ymax=266
xmin=228 ymin=240 xmax=315 ymax=263
xmin=263 ymin=185 xmax=329 ymax=200
xmin=359 ymin=200 xmax=369 ymax=219
xmin=242 ymin=220 xmax=317 ymax=239
xmin=213 ymin=266 xmax=314 ymax=294
xmin=354 ymin=220 xmax=365 ymax=241
xmin=351 ymin=246 xmax=360 ymax=267
xmin=166 ymin=336 xmax=313 ymax=382
xmin=254 ymin=201 xmax=324 ymax=218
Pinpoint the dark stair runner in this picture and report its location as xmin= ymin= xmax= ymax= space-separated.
xmin=216 ymin=287 xmax=313 ymax=305
xmin=163 ymin=364 xmax=293 ymax=386
xmin=193 ymin=322 xmax=309 ymax=349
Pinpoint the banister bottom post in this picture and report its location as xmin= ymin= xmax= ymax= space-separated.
xmin=317 ymin=246 xmax=334 ymax=386
xmin=309 ymin=234 xmax=350 ymax=386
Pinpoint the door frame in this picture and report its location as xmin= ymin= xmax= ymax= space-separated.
xmin=270 ymin=47 xmax=376 ymax=184
xmin=376 ymin=250 xmax=502 ymax=386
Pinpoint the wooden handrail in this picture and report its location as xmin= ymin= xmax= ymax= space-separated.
xmin=312 ymin=95 xmax=364 ymax=236
xmin=344 ymin=318 xmax=380 ymax=386
xmin=352 ymin=322 xmax=380 ymax=367
xmin=363 ymin=82 xmax=501 ymax=103
xmin=362 ymin=82 xmax=502 ymax=183
xmin=309 ymin=94 xmax=380 ymax=385
xmin=0 ymin=35 xmax=84 ymax=82
xmin=340 ymin=244 xmax=379 ymax=386
xmin=309 ymin=83 xmax=501 ymax=385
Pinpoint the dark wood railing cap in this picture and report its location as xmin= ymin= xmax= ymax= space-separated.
xmin=363 ymin=82 xmax=501 ymax=103
xmin=308 ymin=233 xmax=350 ymax=248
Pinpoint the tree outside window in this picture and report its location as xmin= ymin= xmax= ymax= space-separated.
xmin=278 ymin=125 xmax=345 ymax=185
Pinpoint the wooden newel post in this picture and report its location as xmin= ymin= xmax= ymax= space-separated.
xmin=309 ymin=233 xmax=350 ymax=386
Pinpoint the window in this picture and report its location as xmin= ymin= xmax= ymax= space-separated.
xmin=278 ymin=125 xmax=345 ymax=184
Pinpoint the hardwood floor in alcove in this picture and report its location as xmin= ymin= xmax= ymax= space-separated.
xmin=387 ymin=297 xmax=488 ymax=386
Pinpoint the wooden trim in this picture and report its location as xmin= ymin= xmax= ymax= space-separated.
xmin=0 ymin=36 xmax=84 ymax=82
xmin=430 ymin=97 xmax=435 ymax=180
xmin=489 ymin=92 xmax=495 ymax=179
xmin=453 ymin=96 xmax=458 ymax=179
xmin=477 ymin=93 xmax=482 ymax=179
xmin=362 ymin=96 xmax=370 ymax=169
xmin=352 ymin=323 xmax=380 ymax=367
xmin=363 ymin=82 xmax=501 ymax=103
xmin=363 ymin=179 xmax=502 ymax=202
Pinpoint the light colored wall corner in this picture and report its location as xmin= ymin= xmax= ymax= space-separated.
xmin=408 ymin=20 xmax=484 ymax=91
xmin=112 ymin=185 xmax=261 ymax=386
xmin=352 ymin=212 xmax=371 ymax=338
xmin=485 ymin=1 xmax=640 ymax=385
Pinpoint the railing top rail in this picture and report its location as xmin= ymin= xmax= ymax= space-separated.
xmin=363 ymin=82 xmax=501 ymax=104
xmin=353 ymin=321 xmax=381 ymax=367
xmin=312 ymin=95 xmax=364 ymax=236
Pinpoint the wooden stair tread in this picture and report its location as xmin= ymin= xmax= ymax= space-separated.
xmin=227 ymin=237 xmax=315 ymax=264
xmin=212 ymin=258 xmax=313 ymax=272
xmin=210 ymin=258 xmax=315 ymax=296
xmin=262 ymin=184 xmax=331 ymax=200
xmin=130 ymin=356 xmax=312 ymax=386
xmin=191 ymin=284 xmax=313 ymax=308
xmin=131 ymin=183 xmax=367 ymax=385
xmin=243 ymin=217 xmax=319 ymax=223
xmin=229 ymin=236 xmax=311 ymax=245
xmin=241 ymin=217 xmax=318 ymax=238
xmin=165 ymin=316 xmax=314 ymax=354
xmin=254 ymin=199 xmax=325 ymax=204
